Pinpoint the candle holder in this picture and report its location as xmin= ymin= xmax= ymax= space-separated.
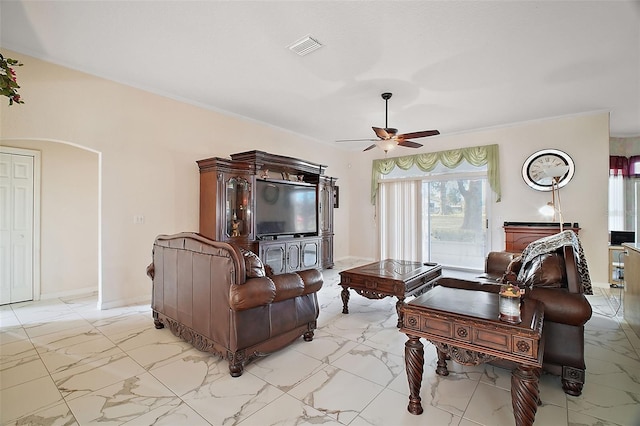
xmin=499 ymin=283 xmax=522 ymax=324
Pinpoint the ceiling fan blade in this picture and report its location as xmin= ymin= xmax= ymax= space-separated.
xmin=397 ymin=130 xmax=440 ymax=140
xmin=372 ymin=127 xmax=390 ymax=139
xmin=363 ymin=144 xmax=377 ymax=152
xmin=335 ymin=138 xmax=379 ymax=142
xmin=397 ymin=140 xmax=423 ymax=149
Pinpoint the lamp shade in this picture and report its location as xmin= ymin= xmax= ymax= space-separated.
xmin=539 ymin=203 xmax=555 ymax=217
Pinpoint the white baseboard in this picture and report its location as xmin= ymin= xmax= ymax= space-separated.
xmin=99 ymin=294 xmax=151 ymax=310
xmin=40 ymin=286 xmax=97 ymax=300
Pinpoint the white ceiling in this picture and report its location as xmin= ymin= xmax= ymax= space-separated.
xmin=2 ymin=1 xmax=639 ymax=149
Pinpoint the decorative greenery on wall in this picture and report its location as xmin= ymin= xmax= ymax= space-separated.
xmin=1 ymin=53 xmax=24 ymax=105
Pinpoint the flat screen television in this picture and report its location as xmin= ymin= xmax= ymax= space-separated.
xmin=610 ymin=230 xmax=635 ymax=246
xmin=255 ymin=179 xmax=317 ymax=238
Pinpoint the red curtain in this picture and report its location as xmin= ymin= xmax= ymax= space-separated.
xmin=629 ymin=155 xmax=640 ymax=177
xmin=610 ymin=155 xmax=640 ymax=177
xmin=610 ymin=156 xmax=629 ymax=176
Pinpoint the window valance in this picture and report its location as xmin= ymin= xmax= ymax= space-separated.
xmin=371 ymin=144 xmax=501 ymax=205
xmin=609 ymin=155 xmax=640 ymax=177
xmin=609 ymin=155 xmax=630 ymax=177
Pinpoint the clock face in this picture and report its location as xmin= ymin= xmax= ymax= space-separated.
xmin=522 ymin=149 xmax=575 ymax=191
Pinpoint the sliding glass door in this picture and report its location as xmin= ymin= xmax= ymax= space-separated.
xmin=378 ymin=162 xmax=489 ymax=271
xmin=423 ymin=178 xmax=488 ymax=270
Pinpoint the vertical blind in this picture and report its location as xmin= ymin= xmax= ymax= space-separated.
xmin=378 ymin=180 xmax=422 ymax=261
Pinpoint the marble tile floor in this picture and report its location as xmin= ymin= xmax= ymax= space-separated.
xmin=1 ymin=259 xmax=639 ymax=426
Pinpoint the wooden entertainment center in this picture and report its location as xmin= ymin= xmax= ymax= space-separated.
xmin=197 ymin=150 xmax=337 ymax=272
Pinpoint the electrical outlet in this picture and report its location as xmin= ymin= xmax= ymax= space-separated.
xmin=133 ymin=215 xmax=145 ymax=224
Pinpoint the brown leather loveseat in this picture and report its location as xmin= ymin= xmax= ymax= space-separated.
xmin=437 ymin=231 xmax=593 ymax=396
xmin=146 ymin=232 xmax=323 ymax=377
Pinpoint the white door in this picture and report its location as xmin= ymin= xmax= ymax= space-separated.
xmin=0 ymin=152 xmax=35 ymax=304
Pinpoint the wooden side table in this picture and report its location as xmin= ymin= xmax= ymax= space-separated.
xmin=400 ymin=286 xmax=544 ymax=426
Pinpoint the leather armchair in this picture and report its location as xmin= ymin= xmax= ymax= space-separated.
xmin=146 ymin=232 xmax=323 ymax=377
xmin=438 ymin=244 xmax=592 ymax=396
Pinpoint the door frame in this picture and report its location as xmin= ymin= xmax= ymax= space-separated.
xmin=1 ymin=146 xmax=41 ymax=302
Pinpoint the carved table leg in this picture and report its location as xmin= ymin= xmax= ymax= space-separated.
xmin=404 ymin=335 xmax=424 ymax=415
xmin=341 ymin=286 xmax=350 ymax=314
xmin=511 ymin=365 xmax=541 ymax=426
xmin=395 ymin=297 xmax=405 ymax=328
xmin=435 ymin=347 xmax=449 ymax=376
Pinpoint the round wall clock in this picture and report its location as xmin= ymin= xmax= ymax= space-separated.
xmin=521 ymin=149 xmax=575 ymax=191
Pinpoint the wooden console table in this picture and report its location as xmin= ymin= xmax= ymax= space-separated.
xmin=504 ymin=221 xmax=580 ymax=252
xmin=400 ymin=286 xmax=544 ymax=426
xmin=340 ymin=260 xmax=442 ymax=328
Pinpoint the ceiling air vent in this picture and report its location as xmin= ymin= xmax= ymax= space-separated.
xmin=287 ymin=36 xmax=323 ymax=56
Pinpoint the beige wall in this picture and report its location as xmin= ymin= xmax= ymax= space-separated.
xmin=347 ymin=112 xmax=611 ymax=285
xmin=1 ymin=51 xmax=351 ymax=307
xmin=2 ymin=50 xmax=610 ymax=308
xmin=0 ymin=141 xmax=99 ymax=298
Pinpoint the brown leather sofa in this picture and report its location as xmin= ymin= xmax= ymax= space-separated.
xmin=437 ymin=243 xmax=592 ymax=396
xmin=146 ymin=232 xmax=323 ymax=377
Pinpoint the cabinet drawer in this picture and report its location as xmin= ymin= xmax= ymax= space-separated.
xmin=473 ymin=329 xmax=511 ymax=352
xmin=422 ymin=317 xmax=453 ymax=338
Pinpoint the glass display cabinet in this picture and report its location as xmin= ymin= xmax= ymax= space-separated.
xmin=226 ymin=177 xmax=251 ymax=238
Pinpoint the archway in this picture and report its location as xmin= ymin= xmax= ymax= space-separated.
xmin=1 ymin=138 xmax=101 ymax=304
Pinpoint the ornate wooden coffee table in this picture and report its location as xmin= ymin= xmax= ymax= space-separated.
xmin=339 ymin=259 xmax=442 ymax=328
xmin=400 ymin=286 xmax=544 ymax=426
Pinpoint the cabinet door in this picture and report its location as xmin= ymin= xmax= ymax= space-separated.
xmin=301 ymin=239 xmax=320 ymax=269
xmin=286 ymin=243 xmax=301 ymax=272
xmin=321 ymin=235 xmax=333 ymax=269
xmin=261 ymin=243 xmax=286 ymax=275
xmin=319 ymin=180 xmax=333 ymax=234
xmin=225 ymin=175 xmax=252 ymax=240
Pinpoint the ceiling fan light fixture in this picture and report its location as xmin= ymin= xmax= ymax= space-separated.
xmin=336 ymin=91 xmax=440 ymax=152
xmin=376 ymin=139 xmax=396 ymax=153
xmin=287 ymin=36 xmax=323 ymax=56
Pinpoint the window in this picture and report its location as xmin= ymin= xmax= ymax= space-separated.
xmin=608 ymin=154 xmax=640 ymax=231
xmin=378 ymin=161 xmax=490 ymax=270
xmin=608 ymin=174 xmax=625 ymax=231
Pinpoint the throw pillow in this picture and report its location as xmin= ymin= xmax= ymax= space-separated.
xmin=240 ymin=248 xmax=266 ymax=278
xmin=520 ymin=253 xmax=566 ymax=288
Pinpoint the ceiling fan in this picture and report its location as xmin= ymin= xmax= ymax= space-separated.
xmin=337 ymin=92 xmax=440 ymax=153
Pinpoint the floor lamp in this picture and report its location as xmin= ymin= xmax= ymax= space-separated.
xmin=541 ymin=165 xmax=570 ymax=232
